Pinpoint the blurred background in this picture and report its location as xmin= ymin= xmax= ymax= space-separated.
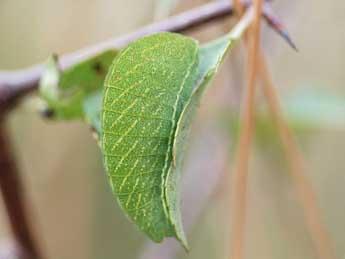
xmin=0 ymin=0 xmax=345 ymax=258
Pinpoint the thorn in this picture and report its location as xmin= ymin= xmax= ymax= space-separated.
xmin=262 ymin=3 xmax=298 ymax=51
xmin=279 ymin=30 xmax=298 ymax=51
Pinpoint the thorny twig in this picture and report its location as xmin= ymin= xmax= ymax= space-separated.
xmin=0 ymin=0 xmax=294 ymax=115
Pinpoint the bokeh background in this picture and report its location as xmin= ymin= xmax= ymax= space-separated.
xmin=1 ymin=0 xmax=344 ymax=258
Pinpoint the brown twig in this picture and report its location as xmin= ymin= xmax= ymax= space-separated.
xmin=0 ymin=0 xmax=238 ymax=114
xmin=0 ymin=0 xmax=294 ymax=115
xmin=0 ymin=121 xmax=43 ymax=259
xmin=229 ymin=1 xmax=263 ymax=259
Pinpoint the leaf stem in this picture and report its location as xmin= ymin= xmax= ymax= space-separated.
xmin=229 ymin=1 xmax=263 ymax=259
xmin=228 ymin=7 xmax=255 ymax=41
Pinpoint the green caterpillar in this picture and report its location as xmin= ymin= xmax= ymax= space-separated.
xmin=102 ymin=33 xmax=198 ymax=248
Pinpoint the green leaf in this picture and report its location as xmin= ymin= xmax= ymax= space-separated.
xmin=102 ymin=32 xmax=199 ymax=248
xmin=39 ymin=49 xmax=117 ymax=121
xmin=83 ymin=90 xmax=103 ymax=138
xmin=37 ymin=9 xmax=254 ymax=248
xmin=101 ymin=21 xmax=247 ymax=247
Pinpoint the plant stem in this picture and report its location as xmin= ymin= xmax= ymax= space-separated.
xmin=0 ymin=0 xmax=292 ymax=115
xmin=229 ymin=1 xmax=263 ymax=259
xmin=0 ymin=0 xmax=239 ymax=114
xmin=0 ymin=121 xmax=43 ymax=259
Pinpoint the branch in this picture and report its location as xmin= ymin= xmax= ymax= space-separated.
xmin=0 ymin=0 xmax=293 ymax=114
xmin=0 ymin=122 xmax=43 ymax=259
xmin=0 ymin=0 xmax=235 ymax=113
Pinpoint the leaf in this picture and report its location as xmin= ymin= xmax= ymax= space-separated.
xmin=101 ymin=22 xmax=246 ymax=247
xmin=37 ymin=9 xmax=252 ymax=248
xmin=102 ymin=32 xmax=199 ymax=248
xmin=83 ymin=90 xmax=103 ymax=137
xmin=39 ymin=49 xmax=117 ymax=121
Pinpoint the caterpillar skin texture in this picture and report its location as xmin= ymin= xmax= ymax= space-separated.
xmin=102 ymin=32 xmax=198 ymax=244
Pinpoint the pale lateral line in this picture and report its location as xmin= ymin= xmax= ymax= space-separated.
xmin=133 ymin=193 xmax=142 ymax=221
xmin=105 ymin=77 xmax=178 ymax=102
xmin=119 ymin=138 xmax=161 ymax=191
xmin=122 ymin=115 xmax=163 ymax=154
xmin=103 ymin=131 xmax=169 ymax=139
xmin=119 ymin=158 xmax=141 ymax=191
xmin=112 ymin=169 xmax=162 ymax=179
xmin=108 ymin=42 xmax=167 ymax=106
xmin=106 ymin=42 xmax=134 ymax=77
xmin=103 ymin=36 xmax=176 ymax=131
xmin=103 ymin=41 xmax=168 ymax=171
xmin=113 ymin=138 xmax=140 ymax=174
xmin=125 ymin=178 xmax=139 ymax=208
xmin=104 ymin=108 xmax=171 ymax=122
xmin=125 ymin=138 xmax=165 ymax=220
xmin=110 ymin=98 xmax=139 ymax=129
xmin=106 ymin=75 xmax=174 ymax=108
xmin=110 ymin=80 xmax=143 ymax=107
xmin=117 ymin=185 xmax=160 ymax=196
xmin=110 ymin=119 xmax=139 ymax=152
xmin=104 ymin=153 xmax=165 ymax=158
xmin=125 ymin=199 xmax=155 ymax=213
xmin=117 ymin=129 xmax=162 ymax=193
xmin=134 ymin=156 xmax=161 ymax=221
